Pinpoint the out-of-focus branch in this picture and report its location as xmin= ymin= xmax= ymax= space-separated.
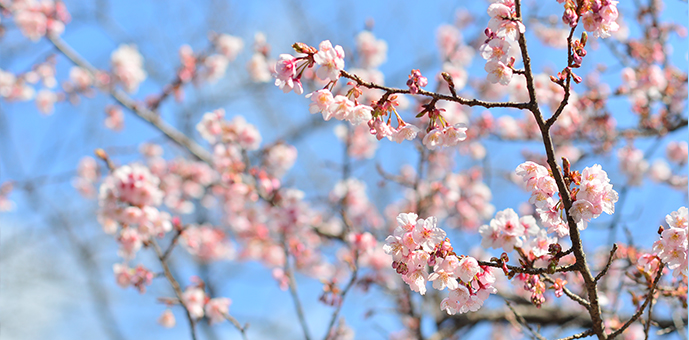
xmin=505 ymin=300 xmax=547 ymax=340
xmin=150 ymin=239 xmax=199 ymax=340
xmin=53 ymin=212 xmax=127 ymax=340
xmin=323 ymin=259 xmax=358 ymax=340
xmin=223 ymin=312 xmax=250 ymax=340
xmin=45 ymin=34 xmax=213 ymax=165
xmin=439 ymin=303 xmax=685 ymax=337
xmin=281 ymin=233 xmax=312 ymax=340
xmin=607 ymin=263 xmax=665 ymax=339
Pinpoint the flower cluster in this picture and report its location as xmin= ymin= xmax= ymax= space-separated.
xmin=653 ymin=207 xmax=688 ymax=277
xmin=181 ymin=224 xmax=235 ymax=262
xmin=181 ymin=286 xmax=232 ymax=324
xmin=274 ymin=40 xmax=345 ymax=95
xmin=384 ymin=213 xmax=497 ymax=314
xmin=113 ymin=263 xmax=154 ymax=293
xmin=580 ymin=0 xmax=620 ymax=39
xmin=111 ymin=44 xmax=147 ymax=93
xmin=514 ymin=162 xmax=567 ymax=235
xmin=7 ymin=0 xmax=71 ymax=41
xmin=479 ymin=208 xmax=559 ymax=263
xmin=422 ymin=124 xmax=468 ymax=150
xmin=355 ymin=31 xmax=387 ymax=69
xmin=570 ymin=164 xmax=618 ymax=230
xmin=480 ymin=1 xmax=524 ymax=85
xmin=72 ymin=156 xmax=100 ymax=198
xmin=196 ymin=109 xmax=261 ymax=150
xmin=515 ymin=161 xmax=618 ymax=235
xmin=306 ymin=89 xmax=373 ymax=126
xmin=406 ymin=69 xmax=428 ymax=94
xmin=98 ymin=164 xmax=171 ymax=258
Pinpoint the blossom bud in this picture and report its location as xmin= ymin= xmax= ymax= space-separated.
xmin=292 ymin=42 xmax=316 ymax=54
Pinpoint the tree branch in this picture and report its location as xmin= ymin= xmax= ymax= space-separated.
xmin=150 ymin=239 xmax=198 ymax=340
xmin=46 ymin=34 xmax=213 ymax=165
xmin=339 ymin=70 xmax=530 ymax=110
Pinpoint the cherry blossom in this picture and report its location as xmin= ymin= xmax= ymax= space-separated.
xmin=158 ymin=309 xmax=176 ymax=328
xmin=182 ymin=287 xmax=206 ymax=319
xmin=313 ymin=40 xmax=345 ymax=82
xmin=205 ymin=297 xmax=231 ymax=324
xmin=111 ymin=44 xmax=147 ymax=93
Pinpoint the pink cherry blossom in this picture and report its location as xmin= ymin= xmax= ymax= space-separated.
xmin=215 ymin=33 xmax=244 ymax=61
xmin=111 ymin=44 xmax=147 ymax=93
xmin=313 ymin=40 xmax=345 ymax=82
xmin=35 ymin=89 xmax=57 ymax=115
xmin=158 ymin=309 xmax=176 ymax=328
xmin=391 ymin=123 xmax=421 ymax=143
xmin=456 ymin=256 xmax=480 ymax=283
xmin=306 ymin=89 xmax=334 ymax=119
xmin=412 ymin=216 xmax=446 ymax=252
xmin=205 ymin=297 xmax=231 ymax=324
xmin=368 ymin=117 xmax=394 ymax=141
xmin=328 ymin=95 xmax=355 ymax=121
xmin=182 ymin=287 xmax=206 ymax=319
xmin=274 ymin=54 xmax=303 ymax=95
xmin=423 ymin=128 xmax=446 ymax=150
xmin=484 ymin=60 xmax=513 ymax=85
xmin=356 ymin=31 xmax=387 ymax=69
xmin=428 ymin=255 xmax=460 ymax=290
xmin=347 ymin=104 xmax=373 ymax=126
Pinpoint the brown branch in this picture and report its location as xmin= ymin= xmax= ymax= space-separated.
xmin=557 ymin=329 xmax=595 ymax=340
xmin=595 ymin=244 xmax=618 ymax=282
xmin=514 ymin=0 xmax=606 ymax=337
xmin=478 ymin=260 xmax=577 ymax=275
xmin=339 ymin=70 xmax=530 ymax=110
xmin=441 ymin=303 xmax=685 ymax=338
xmin=545 ymin=26 xmax=577 ymax=129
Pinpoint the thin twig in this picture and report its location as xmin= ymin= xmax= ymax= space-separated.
xmin=595 ymin=244 xmax=618 ymax=282
xmin=340 ymin=70 xmax=530 ymax=110
xmin=162 ymin=226 xmax=188 ymax=261
xmin=281 ymin=233 xmax=312 ymax=340
xmin=150 ymin=239 xmax=198 ymax=340
xmin=542 ymin=274 xmax=591 ymax=310
xmin=607 ymin=263 xmax=665 ymax=339
xmin=478 ymin=261 xmax=577 ymax=275
xmin=505 ymin=300 xmax=548 ymax=340
xmin=223 ymin=312 xmax=250 ymax=340
xmin=323 ymin=258 xmax=359 ymax=340
xmin=556 ymin=329 xmax=595 ymax=340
